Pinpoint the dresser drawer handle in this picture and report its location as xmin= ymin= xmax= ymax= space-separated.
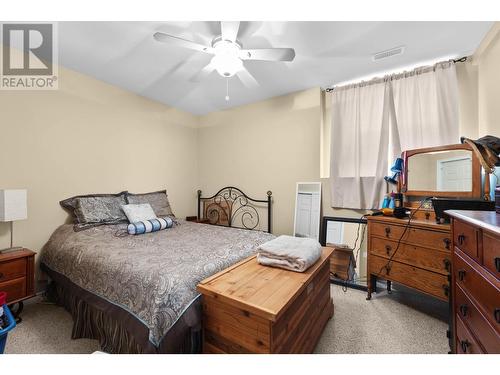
xmin=494 ymin=308 xmax=500 ymax=324
xmin=459 ymin=304 xmax=468 ymax=317
xmin=385 ymin=227 xmax=391 ymax=237
xmin=442 ymin=284 xmax=450 ymax=297
xmin=443 ymin=238 xmax=451 ymax=250
xmin=443 ymin=259 xmax=451 ymax=273
xmin=460 ymin=340 xmax=470 ymax=353
xmin=458 ymin=269 xmax=466 ymax=281
xmin=385 ymin=245 xmax=391 ymax=255
xmin=0 ymin=272 xmax=3 ymax=279
xmin=495 ymin=257 xmax=500 ymax=273
xmin=458 ymin=234 xmax=466 ymax=246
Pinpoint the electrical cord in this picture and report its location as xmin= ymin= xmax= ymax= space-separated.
xmin=375 ymin=197 xmax=432 ymax=278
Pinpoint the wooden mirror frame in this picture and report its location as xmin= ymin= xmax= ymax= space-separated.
xmin=401 ymin=143 xmax=482 ymax=198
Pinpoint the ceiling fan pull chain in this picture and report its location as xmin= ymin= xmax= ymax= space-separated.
xmin=225 ymin=78 xmax=230 ymax=101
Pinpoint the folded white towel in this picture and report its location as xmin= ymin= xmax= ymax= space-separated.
xmin=257 ymin=235 xmax=322 ymax=272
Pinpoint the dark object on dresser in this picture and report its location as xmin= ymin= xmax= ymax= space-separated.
xmin=446 ymin=210 xmax=500 ymax=354
xmin=0 ymin=248 xmax=36 ymax=323
xmin=197 ymin=187 xmax=272 ymax=233
xmin=432 ymin=198 xmax=495 ymax=223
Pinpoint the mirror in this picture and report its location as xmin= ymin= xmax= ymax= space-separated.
xmin=293 ymin=182 xmax=321 ymax=240
xmin=403 ymin=144 xmax=481 ymax=198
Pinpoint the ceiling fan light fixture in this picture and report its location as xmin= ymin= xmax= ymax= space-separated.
xmin=211 ymin=54 xmax=243 ymax=77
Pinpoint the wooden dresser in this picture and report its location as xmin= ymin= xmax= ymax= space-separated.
xmin=197 ymin=247 xmax=333 ymax=353
xmin=367 ymin=215 xmax=452 ymax=301
xmin=0 ymin=248 xmax=36 ymax=320
xmin=447 ymin=210 xmax=500 ymax=354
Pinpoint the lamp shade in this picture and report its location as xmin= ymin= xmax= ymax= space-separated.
xmin=0 ymin=189 xmax=27 ymax=222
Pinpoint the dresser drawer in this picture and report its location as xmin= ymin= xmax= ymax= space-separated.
xmin=370 ymin=237 xmax=450 ymax=275
xmin=370 ymin=222 xmax=451 ymax=251
xmin=0 ymin=258 xmax=26 ymax=282
xmin=455 ymin=284 xmax=500 ymax=352
xmin=482 ymin=232 xmax=500 ymax=278
xmin=0 ymin=276 xmax=27 ymax=303
xmin=456 ymin=315 xmax=485 ymax=354
xmin=453 ymin=219 xmax=479 ymax=261
xmin=369 ymin=255 xmax=449 ymax=300
xmin=454 ymin=249 xmax=500 ymax=330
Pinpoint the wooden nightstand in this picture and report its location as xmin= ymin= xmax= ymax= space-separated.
xmin=0 ymin=248 xmax=36 ymax=322
xmin=185 ymin=216 xmax=210 ymax=224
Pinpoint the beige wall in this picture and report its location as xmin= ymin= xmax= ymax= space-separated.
xmin=198 ymin=88 xmax=323 ymax=236
xmin=476 ymin=23 xmax=500 ymax=137
xmin=0 ymin=53 xmax=200 ymax=259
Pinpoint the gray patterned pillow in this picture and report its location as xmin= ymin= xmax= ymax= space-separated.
xmin=126 ymin=190 xmax=174 ymax=217
xmin=60 ymin=191 xmax=128 ymax=231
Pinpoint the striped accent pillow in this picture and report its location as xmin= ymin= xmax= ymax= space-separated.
xmin=127 ymin=216 xmax=174 ymax=235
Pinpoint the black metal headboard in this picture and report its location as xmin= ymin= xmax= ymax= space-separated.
xmin=197 ymin=187 xmax=272 ymax=233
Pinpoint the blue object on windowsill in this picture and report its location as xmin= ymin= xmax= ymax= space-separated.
xmin=0 ymin=305 xmax=16 ymax=354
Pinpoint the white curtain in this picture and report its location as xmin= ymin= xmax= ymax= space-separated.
xmin=392 ymin=62 xmax=459 ymax=151
xmin=330 ymin=80 xmax=397 ymax=209
xmin=329 ymin=61 xmax=459 ymax=210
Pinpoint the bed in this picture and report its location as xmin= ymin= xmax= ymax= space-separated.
xmin=40 ymin=187 xmax=274 ymax=354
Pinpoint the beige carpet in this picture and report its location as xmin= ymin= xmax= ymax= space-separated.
xmin=4 ymin=284 xmax=449 ymax=354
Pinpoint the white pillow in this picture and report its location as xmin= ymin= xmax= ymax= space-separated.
xmin=121 ymin=204 xmax=157 ymax=223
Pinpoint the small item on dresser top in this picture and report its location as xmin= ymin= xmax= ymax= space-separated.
xmin=384 ymin=157 xmax=404 ymax=186
xmin=257 ymin=235 xmax=321 ymax=272
xmin=393 ymin=193 xmax=407 ymax=219
xmin=127 ymin=216 xmax=174 ymax=235
xmin=121 ymin=203 xmax=157 ymax=223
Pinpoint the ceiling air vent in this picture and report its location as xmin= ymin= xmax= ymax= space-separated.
xmin=372 ymin=46 xmax=405 ymax=61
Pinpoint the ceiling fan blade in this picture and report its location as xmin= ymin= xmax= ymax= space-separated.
xmin=236 ymin=68 xmax=259 ymax=89
xmin=239 ymin=48 xmax=296 ymax=62
xmin=189 ymin=62 xmax=216 ymax=82
xmin=153 ymin=32 xmax=213 ymax=54
xmin=220 ymin=21 xmax=240 ymax=42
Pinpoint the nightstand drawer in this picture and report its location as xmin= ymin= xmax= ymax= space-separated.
xmin=0 ymin=276 xmax=27 ymax=303
xmin=0 ymin=258 xmax=26 ymax=282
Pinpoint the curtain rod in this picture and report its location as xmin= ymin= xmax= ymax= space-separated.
xmin=323 ymin=56 xmax=468 ymax=93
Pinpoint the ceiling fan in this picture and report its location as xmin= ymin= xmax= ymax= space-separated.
xmin=153 ymin=21 xmax=296 ymax=88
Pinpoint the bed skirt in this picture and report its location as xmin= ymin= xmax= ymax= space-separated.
xmin=41 ymin=263 xmax=202 ymax=354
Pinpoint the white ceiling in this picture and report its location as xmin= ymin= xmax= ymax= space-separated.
xmin=58 ymin=21 xmax=493 ymax=115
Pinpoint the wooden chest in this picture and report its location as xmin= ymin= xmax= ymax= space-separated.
xmin=197 ymin=247 xmax=333 ymax=353
xmin=367 ymin=215 xmax=452 ymax=301
xmin=447 ymin=210 xmax=500 ymax=354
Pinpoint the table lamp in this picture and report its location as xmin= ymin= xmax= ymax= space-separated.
xmin=0 ymin=189 xmax=27 ymax=253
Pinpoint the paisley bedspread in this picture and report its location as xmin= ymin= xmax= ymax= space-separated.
xmin=40 ymin=220 xmax=274 ymax=346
